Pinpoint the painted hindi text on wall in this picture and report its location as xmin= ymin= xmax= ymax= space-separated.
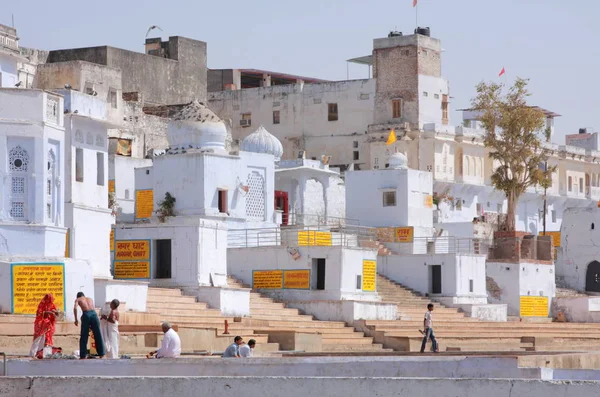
xmin=11 ymin=263 xmax=65 ymax=314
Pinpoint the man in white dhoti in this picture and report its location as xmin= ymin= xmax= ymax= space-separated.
xmin=100 ymin=299 xmax=120 ymax=359
xmin=147 ymin=322 xmax=181 ymax=359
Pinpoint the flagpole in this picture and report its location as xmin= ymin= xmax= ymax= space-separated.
xmin=415 ymin=3 xmax=418 ymax=29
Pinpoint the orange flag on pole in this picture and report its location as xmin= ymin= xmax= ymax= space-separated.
xmin=413 ymin=0 xmax=418 ymax=6
xmin=499 ymin=67 xmax=506 ymax=77
xmin=386 ymin=129 xmax=397 ymax=146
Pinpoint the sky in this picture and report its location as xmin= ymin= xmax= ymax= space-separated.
xmin=4 ymin=0 xmax=599 ymax=142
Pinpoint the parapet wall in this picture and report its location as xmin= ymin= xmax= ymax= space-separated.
xmin=2 ymin=376 xmax=600 ymax=397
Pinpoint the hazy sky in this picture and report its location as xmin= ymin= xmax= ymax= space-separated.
xmin=4 ymin=0 xmax=598 ymax=141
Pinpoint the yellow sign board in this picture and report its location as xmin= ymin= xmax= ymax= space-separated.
xmin=395 ymin=227 xmax=414 ymax=243
xmin=539 ymin=231 xmax=560 ymax=247
xmin=135 ymin=189 xmax=154 ymax=220
xmin=253 ymin=270 xmax=283 ymax=289
xmin=110 ymin=229 xmax=115 ymax=252
xmin=11 ymin=263 xmax=65 ymax=314
xmin=424 ymin=195 xmax=433 ymax=208
xmin=108 ymin=180 xmax=115 ymax=194
xmin=284 ymin=270 xmax=310 ymax=289
xmin=114 ymin=261 xmax=150 ymax=279
xmin=520 ymin=296 xmax=549 ymax=317
xmin=362 ymin=260 xmax=377 ymax=292
xmin=115 ymin=240 xmax=150 ymax=261
xmin=298 ymin=231 xmax=333 ymax=246
xmin=65 ymin=229 xmax=70 ymax=258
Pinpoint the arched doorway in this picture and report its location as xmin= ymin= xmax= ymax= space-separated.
xmin=585 ymin=261 xmax=600 ymax=292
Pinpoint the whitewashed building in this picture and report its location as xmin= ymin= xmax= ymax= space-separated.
xmin=0 ymin=88 xmax=93 ymax=320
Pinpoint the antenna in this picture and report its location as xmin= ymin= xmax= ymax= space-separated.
xmin=12 ymin=14 xmax=14 ymax=28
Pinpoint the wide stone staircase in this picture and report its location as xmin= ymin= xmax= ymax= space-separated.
xmin=227 ymin=276 xmax=391 ymax=352
xmin=361 ymin=274 xmax=600 ymax=352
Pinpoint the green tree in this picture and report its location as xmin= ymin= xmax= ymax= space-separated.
xmin=471 ymin=78 xmax=555 ymax=232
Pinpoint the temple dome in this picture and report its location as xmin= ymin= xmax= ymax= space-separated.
xmin=167 ymin=100 xmax=227 ymax=153
xmin=240 ymin=125 xmax=284 ymax=161
xmin=387 ymin=152 xmax=408 ymax=169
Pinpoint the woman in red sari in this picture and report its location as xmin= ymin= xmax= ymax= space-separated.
xmin=29 ymin=294 xmax=58 ymax=357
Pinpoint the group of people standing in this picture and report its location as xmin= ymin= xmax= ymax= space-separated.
xmin=30 ymin=292 xmax=121 ymax=359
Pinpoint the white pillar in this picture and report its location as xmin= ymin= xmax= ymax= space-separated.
xmin=320 ymin=176 xmax=330 ymax=224
xmin=298 ymin=176 xmax=307 ymax=224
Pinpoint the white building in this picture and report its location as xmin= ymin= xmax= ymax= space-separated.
xmin=208 ymin=28 xmax=600 ymax=237
xmin=0 ymin=88 xmax=93 ymax=320
xmin=345 ymin=153 xmax=497 ymax=319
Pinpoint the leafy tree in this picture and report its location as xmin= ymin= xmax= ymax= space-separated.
xmin=471 ymin=78 xmax=555 ymax=232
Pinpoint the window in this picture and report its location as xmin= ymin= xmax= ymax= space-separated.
xmin=245 ymin=171 xmax=266 ymax=220
xmin=240 ymin=113 xmax=252 ymax=127
xmin=273 ymin=110 xmax=280 ymax=125
xmin=580 ymin=178 xmax=584 ymax=193
xmin=96 ymin=152 xmax=105 ymax=186
xmin=568 ymin=176 xmax=573 ymax=192
xmin=442 ymin=95 xmax=449 ymax=125
xmin=76 ymin=148 xmax=84 ymax=182
xmin=402 ymin=50 xmax=410 ymax=56
xmin=218 ymin=189 xmax=228 ymax=214
xmin=456 ymin=199 xmax=462 ymax=211
xmin=353 ymin=141 xmax=359 ymax=149
xmin=109 ymin=90 xmax=117 ymax=109
xmin=356 ymin=275 xmax=362 ymax=290
xmin=552 ymin=210 xmax=557 ymax=223
xmin=434 ymin=94 xmax=440 ymax=99
xmin=383 ymin=191 xmax=396 ymax=207
xmin=328 ymin=103 xmax=338 ymax=121
xmin=360 ymin=93 xmax=370 ymax=100
xmin=353 ymin=151 xmax=359 ymax=161
xmin=497 ymin=203 xmax=503 ymax=214
xmin=469 ymin=279 xmax=474 ymax=293
xmin=423 ymin=91 xmax=429 ymax=97
xmin=46 ymin=97 xmax=58 ymax=124
xmin=392 ymin=99 xmax=402 ymax=119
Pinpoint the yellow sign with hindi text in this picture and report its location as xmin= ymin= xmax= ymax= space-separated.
xmin=298 ymin=231 xmax=333 ymax=246
xmin=284 ymin=270 xmax=310 ymax=289
xmin=115 ymin=240 xmax=150 ymax=261
xmin=135 ymin=189 xmax=154 ymax=220
xmin=11 ymin=263 xmax=65 ymax=314
xmin=395 ymin=227 xmax=414 ymax=243
xmin=362 ymin=260 xmax=377 ymax=292
xmin=520 ymin=296 xmax=549 ymax=317
xmin=110 ymin=229 xmax=115 ymax=252
xmin=114 ymin=261 xmax=150 ymax=279
xmin=253 ymin=270 xmax=283 ymax=289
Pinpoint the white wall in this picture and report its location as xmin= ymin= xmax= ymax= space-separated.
xmin=67 ymin=205 xmax=112 ymax=278
xmin=183 ymin=286 xmax=250 ymax=317
xmin=558 ymin=207 xmax=600 ymax=291
xmin=552 ymin=297 xmax=600 ymax=323
xmin=486 ymin=261 xmax=555 ymax=316
xmin=379 ymin=253 xmax=486 ymax=299
xmin=418 ymin=75 xmax=450 ymax=127
xmin=93 ymin=278 xmax=148 ymax=312
xmin=0 ymin=53 xmax=18 ymax=88
xmin=345 ymin=167 xmax=432 ymax=231
xmin=115 ymin=218 xmax=227 ymax=288
xmin=287 ymin=300 xmax=397 ymax=322
xmin=111 ymin=156 xmax=153 ymax=223
xmin=227 ymin=246 xmax=378 ymax=301
xmin=209 ymin=79 xmax=376 ymax=168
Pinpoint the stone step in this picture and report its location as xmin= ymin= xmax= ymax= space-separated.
xmin=146 ymin=295 xmax=198 ymax=304
xmin=249 ymin=308 xmax=301 ymax=316
xmin=147 ymin=288 xmax=184 ymax=297
xmin=146 ymin=301 xmax=209 ymax=310
xmin=247 ymin=314 xmax=315 ymax=322
xmin=251 ymin=320 xmax=347 ymax=329
xmin=321 ymin=344 xmax=388 ymax=352
xmin=147 ymin=308 xmax=223 ymax=317
xmin=158 ymin=315 xmax=232 ymax=324
xmin=250 ymin=302 xmax=286 ymax=309
xmin=322 ymin=336 xmax=374 ymax=344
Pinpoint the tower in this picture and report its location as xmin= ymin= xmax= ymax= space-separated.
xmin=372 ymin=28 xmax=449 ymax=129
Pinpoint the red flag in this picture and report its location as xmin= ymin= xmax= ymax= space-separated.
xmin=413 ymin=0 xmax=418 ymax=6
xmin=499 ymin=67 xmax=506 ymax=77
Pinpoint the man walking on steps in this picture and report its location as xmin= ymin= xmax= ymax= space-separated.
xmin=420 ymin=303 xmax=439 ymax=353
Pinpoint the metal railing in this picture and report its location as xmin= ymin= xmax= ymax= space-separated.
xmin=228 ymin=224 xmax=377 ymax=249
xmin=408 ymin=237 xmax=490 ymax=255
xmin=284 ymin=212 xmax=360 ymax=228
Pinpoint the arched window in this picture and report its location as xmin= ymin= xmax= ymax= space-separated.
xmin=568 ymin=176 xmax=573 ymax=192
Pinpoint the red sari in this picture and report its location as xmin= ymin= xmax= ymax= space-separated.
xmin=33 ymin=294 xmax=57 ymax=346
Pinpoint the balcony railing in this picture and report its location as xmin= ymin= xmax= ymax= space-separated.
xmin=408 ymin=237 xmax=490 ymax=256
xmin=228 ymin=224 xmax=378 ymax=249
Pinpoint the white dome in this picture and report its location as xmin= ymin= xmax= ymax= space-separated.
xmin=167 ymin=100 xmax=227 ymax=153
xmin=387 ymin=152 xmax=408 ymax=169
xmin=240 ymin=125 xmax=284 ymax=161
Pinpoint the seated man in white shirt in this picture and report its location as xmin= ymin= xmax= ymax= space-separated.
xmin=147 ymin=322 xmax=181 ymax=359
xmin=239 ymin=339 xmax=255 ymax=357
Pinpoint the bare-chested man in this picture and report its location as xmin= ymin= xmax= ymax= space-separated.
xmin=74 ymin=292 xmax=105 ymax=359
